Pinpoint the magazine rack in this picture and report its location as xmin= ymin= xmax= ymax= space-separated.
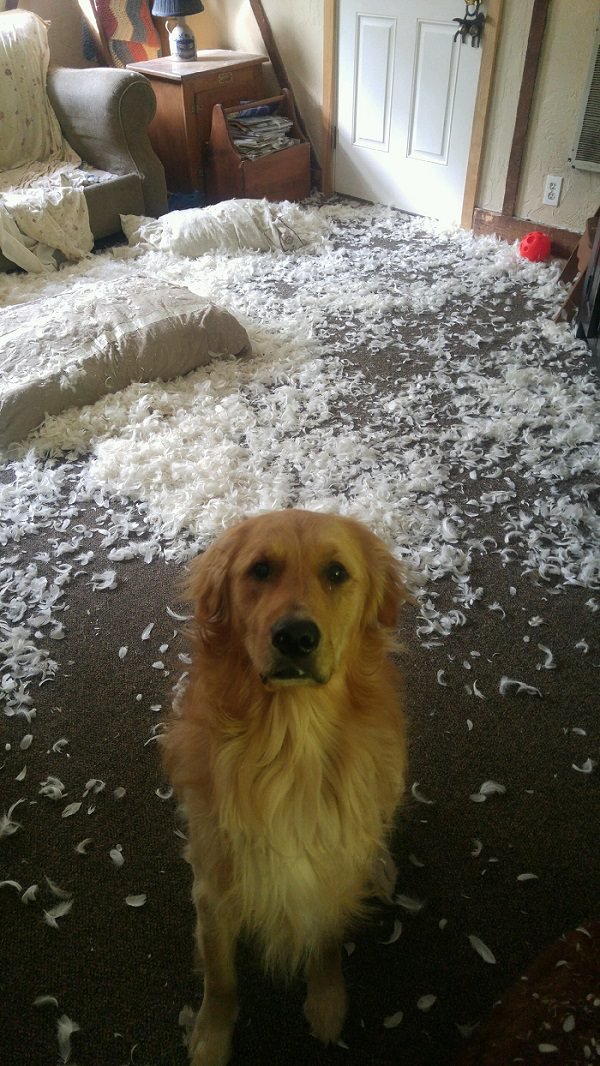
xmin=205 ymin=89 xmax=310 ymax=204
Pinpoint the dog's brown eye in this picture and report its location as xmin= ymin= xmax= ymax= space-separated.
xmin=249 ymin=560 xmax=271 ymax=581
xmin=326 ymin=562 xmax=349 ymax=585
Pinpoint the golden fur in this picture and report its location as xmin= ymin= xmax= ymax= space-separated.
xmin=162 ymin=509 xmax=408 ymax=1066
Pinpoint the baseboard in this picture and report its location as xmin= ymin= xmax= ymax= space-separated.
xmin=472 ymin=208 xmax=581 ymax=260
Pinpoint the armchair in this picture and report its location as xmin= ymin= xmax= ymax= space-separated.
xmin=0 ymin=9 xmax=167 ymax=272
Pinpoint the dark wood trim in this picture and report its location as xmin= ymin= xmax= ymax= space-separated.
xmin=248 ymin=0 xmax=321 ymax=186
xmin=473 ymin=208 xmax=581 ymax=260
xmin=502 ymin=0 xmax=550 ymax=217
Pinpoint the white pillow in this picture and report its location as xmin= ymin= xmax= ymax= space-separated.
xmin=0 ymin=276 xmax=251 ymax=447
xmin=121 ymin=198 xmax=328 ymax=257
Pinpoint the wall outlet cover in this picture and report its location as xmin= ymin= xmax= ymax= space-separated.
xmin=543 ymin=175 xmax=563 ymax=206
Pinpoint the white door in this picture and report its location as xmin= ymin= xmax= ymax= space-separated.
xmin=335 ymin=0 xmax=483 ymax=223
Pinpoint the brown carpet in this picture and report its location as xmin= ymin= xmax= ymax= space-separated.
xmin=1 ymin=198 xmax=598 ymax=1066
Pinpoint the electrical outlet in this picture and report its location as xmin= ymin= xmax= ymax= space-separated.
xmin=543 ymin=175 xmax=563 ymax=206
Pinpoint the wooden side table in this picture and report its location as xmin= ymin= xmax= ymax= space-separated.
xmin=126 ymin=50 xmax=267 ymax=195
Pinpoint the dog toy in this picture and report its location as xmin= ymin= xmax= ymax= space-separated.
xmin=519 ymin=231 xmax=551 ymax=262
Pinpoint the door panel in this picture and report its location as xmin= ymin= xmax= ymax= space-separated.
xmin=408 ymin=21 xmax=459 ymax=162
xmin=335 ymin=0 xmax=482 ymax=224
xmin=353 ymin=16 xmax=396 ymax=150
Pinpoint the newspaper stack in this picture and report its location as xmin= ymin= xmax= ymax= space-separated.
xmin=226 ymin=111 xmax=301 ymax=160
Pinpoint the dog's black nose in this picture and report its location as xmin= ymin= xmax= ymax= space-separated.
xmin=271 ymin=618 xmax=320 ymax=659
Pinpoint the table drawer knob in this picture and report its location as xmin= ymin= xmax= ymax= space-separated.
xmin=218 ymin=71 xmax=233 ymax=84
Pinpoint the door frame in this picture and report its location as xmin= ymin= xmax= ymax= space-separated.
xmin=321 ymin=0 xmax=504 ymax=228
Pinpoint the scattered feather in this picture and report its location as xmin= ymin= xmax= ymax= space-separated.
xmin=61 ymin=802 xmax=82 ymax=818
xmin=436 ymin=669 xmax=449 ymax=686
xmin=536 ymin=644 xmax=556 ymax=669
xmin=57 ymin=1014 xmax=80 ymax=1063
xmin=34 ymin=995 xmax=59 ymax=1008
xmin=0 ymin=879 xmax=22 ymax=892
xmin=411 ymin=782 xmax=435 ymax=805
xmin=380 ymin=919 xmax=403 ymax=944
xmin=45 ymin=877 xmax=72 ymax=900
xmin=84 ymin=779 xmax=105 ymax=795
xmin=572 ymin=758 xmax=596 ymax=774
xmin=44 ymin=900 xmax=74 ymax=927
xmin=141 ymin=623 xmax=155 ymax=640
xmin=468 ymin=934 xmax=496 ymax=964
xmin=125 ymin=894 xmax=147 ymax=907
xmin=499 ymin=676 xmax=542 ymax=697
xmin=75 ymin=838 xmax=93 ymax=854
xmin=394 ymin=894 xmax=425 ymax=914
xmin=517 ymin=873 xmax=538 ymax=881
xmin=21 ymin=883 xmax=39 ymax=903
xmin=155 ymin=786 xmax=173 ymax=801
xmin=0 ymin=799 xmax=25 ymax=838
xmin=90 ymin=570 xmax=117 ymax=591
xmin=383 ymin=1011 xmax=404 ymax=1029
xmin=417 ymin=994 xmax=437 ymax=1012
xmin=110 ymin=847 xmax=125 ymax=868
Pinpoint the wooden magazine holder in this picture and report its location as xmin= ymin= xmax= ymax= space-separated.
xmin=205 ymin=88 xmax=311 ymax=204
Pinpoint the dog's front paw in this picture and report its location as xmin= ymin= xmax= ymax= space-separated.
xmin=189 ymin=1010 xmax=234 ymax=1066
xmin=303 ymin=980 xmax=348 ymax=1045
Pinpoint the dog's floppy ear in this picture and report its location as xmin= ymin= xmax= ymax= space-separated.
xmin=184 ymin=525 xmax=242 ymax=637
xmin=362 ymin=531 xmax=409 ymax=630
xmin=374 ymin=549 xmax=408 ymax=629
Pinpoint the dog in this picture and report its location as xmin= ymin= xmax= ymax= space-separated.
xmin=162 ymin=509 xmax=408 ymax=1066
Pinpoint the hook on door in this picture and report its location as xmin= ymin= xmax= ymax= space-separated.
xmin=453 ymin=1 xmax=486 ymax=47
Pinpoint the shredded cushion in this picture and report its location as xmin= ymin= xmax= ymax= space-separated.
xmin=0 ymin=276 xmax=251 ymax=447
xmin=121 ymin=198 xmax=329 ymax=257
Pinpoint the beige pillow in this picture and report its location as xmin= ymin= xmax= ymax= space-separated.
xmin=0 ymin=276 xmax=251 ymax=447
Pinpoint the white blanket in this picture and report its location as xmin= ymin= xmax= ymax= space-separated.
xmin=0 ymin=10 xmax=95 ymax=272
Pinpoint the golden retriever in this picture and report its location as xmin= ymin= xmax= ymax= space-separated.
xmin=162 ymin=509 xmax=408 ymax=1066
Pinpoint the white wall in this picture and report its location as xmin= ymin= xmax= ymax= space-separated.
xmin=478 ymin=0 xmax=600 ymax=232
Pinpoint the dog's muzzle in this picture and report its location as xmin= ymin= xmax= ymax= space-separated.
xmin=261 ymin=617 xmax=324 ymax=684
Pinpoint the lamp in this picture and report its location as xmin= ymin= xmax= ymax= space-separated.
xmin=152 ymin=0 xmax=204 ymax=61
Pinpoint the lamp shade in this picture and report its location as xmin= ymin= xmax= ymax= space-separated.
xmin=152 ymin=0 xmax=204 ymax=16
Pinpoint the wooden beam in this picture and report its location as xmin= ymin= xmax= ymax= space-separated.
xmin=248 ymin=0 xmax=320 ymax=185
xmin=502 ymin=0 xmax=550 ymax=217
xmin=473 ymin=208 xmax=580 ymax=260
xmin=461 ymin=0 xmax=504 ymax=229
xmin=321 ymin=0 xmax=336 ymax=196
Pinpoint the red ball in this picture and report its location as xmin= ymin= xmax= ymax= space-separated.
xmin=519 ymin=231 xmax=551 ymax=262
